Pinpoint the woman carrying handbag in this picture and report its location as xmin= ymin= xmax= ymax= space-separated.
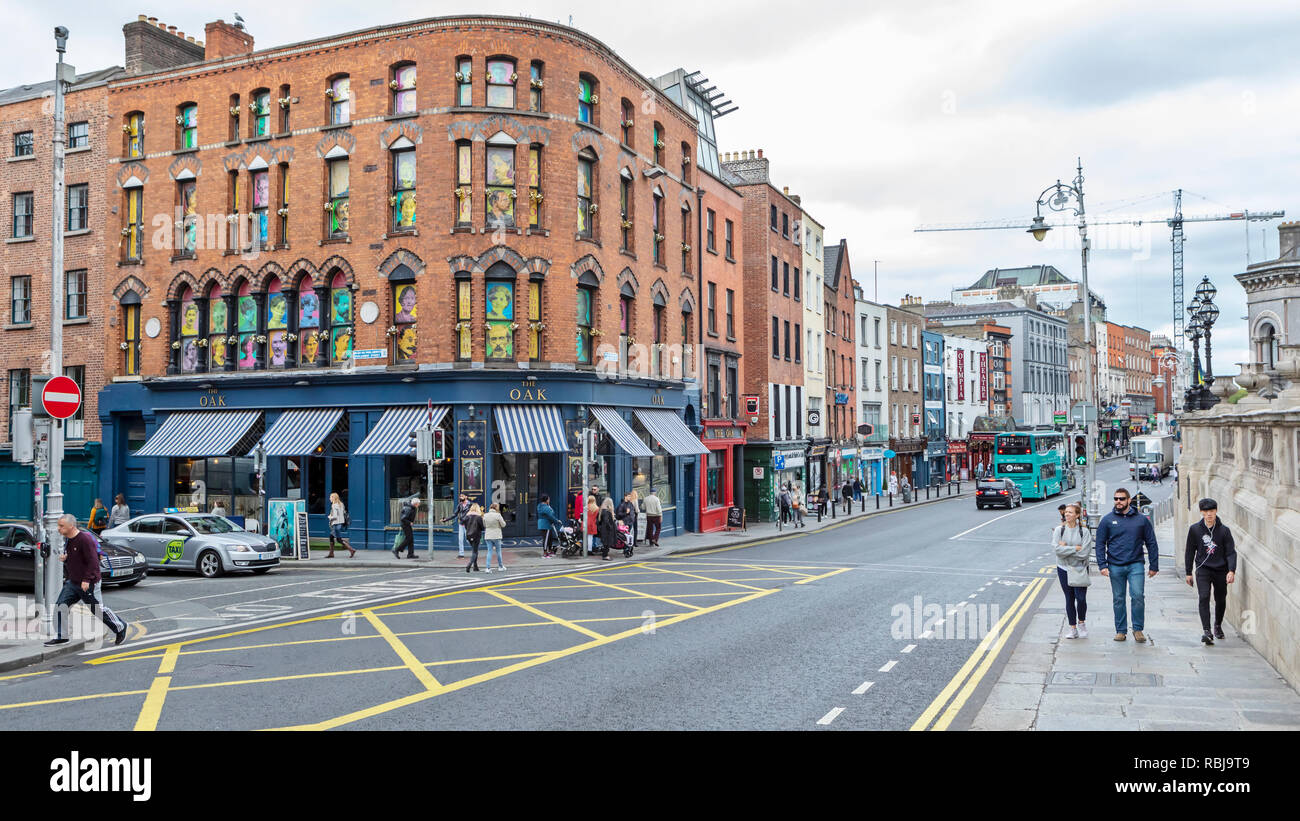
xmin=1053 ymin=502 xmax=1093 ymax=639
xmin=463 ymin=503 xmax=485 ymax=572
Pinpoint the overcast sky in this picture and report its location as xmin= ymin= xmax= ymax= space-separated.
xmin=7 ymin=0 xmax=1296 ymax=376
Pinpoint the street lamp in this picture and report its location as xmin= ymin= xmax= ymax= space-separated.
xmin=1029 ymin=159 xmax=1096 ymax=522
xmin=1196 ymin=277 xmax=1220 ymax=408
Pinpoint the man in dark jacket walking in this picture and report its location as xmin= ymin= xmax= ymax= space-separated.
xmin=1184 ymin=498 xmax=1236 ymax=645
xmin=441 ymin=494 xmax=470 ymax=558
xmin=1094 ymin=487 xmax=1159 ymax=642
xmin=44 ymin=514 xmax=127 ymax=647
xmin=395 ymin=498 xmax=419 ymax=559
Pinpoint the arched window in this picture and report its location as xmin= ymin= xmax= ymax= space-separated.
xmin=178 ymin=180 xmax=197 ymax=254
xmin=576 ymin=279 xmax=596 ymax=365
xmin=619 ymin=283 xmax=634 ymax=365
xmin=391 ymin=63 xmax=416 ymax=115
xmin=227 ymin=94 xmax=240 ymax=142
xmin=278 ymin=84 xmax=291 ymax=133
xmin=485 ymin=263 xmax=515 ymax=361
xmin=390 ymin=267 xmax=418 ymax=364
xmin=326 ymin=156 xmax=349 ymax=237
xmin=251 ymin=168 xmax=269 ymax=247
xmin=1259 ymin=322 xmax=1279 ymax=369
xmin=391 ymin=143 xmax=416 ymax=230
xmin=681 ymin=141 xmax=691 ymax=186
xmin=454 ymin=140 xmax=472 ymax=225
xmin=578 ymin=74 xmax=598 ymax=124
xmin=267 ymin=277 xmax=289 ymax=368
xmin=528 ymin=145 xmax=543 ymax=228
xmin=577 ymin=149 xmax=596 ymax=238
xmin=327 ymin=75 xmax=350 ymax=125
xmin=455 ymin=56 xmax=472 ymax=106
xmin=121 ymin=292 xmax=142 ymax=376
xmin=652 ymin=121 xmax=664 ymax=167
xmin=653 ymin=292 xmax=666 ymax=378
xmin=250 ymin=88 xmax=271 ymax=137
xmin=527 ymin=276 xmax=542 ymax=361
xmin=178 ymin=286 xmax=200 ymax=374
xmin=652 ymin=187 xmax=664 ymax=265
xmin=297 ymin=277 xmax=321 ymax=366
xmin=681 ymin=200 xmax=692 ymax=274
xmin=619 ymin=168 xmax=633 ymax=252
xmin=177 ymin=102 xmax=197 ymax=150
xmin=236 ymin=280 xmax=258 ymax=370
xmin=528 ymin=61 xmax=544 ymax=111
xmin=329 ymin=272 xmax=353 ymax=364
xmin=206 ymin=283 xmax=228 ymax=371
xmin=486 ymin=136 xmax=516 ymax=228
xmin=621 ymin=99 xmax=634 ymax=145
xmin=486 ymin=58 xmax=516 ymax=108
xmin=454 ymin=273 xmax=472 ymax=361
xmin=124 ymin=111 xmax=144 ymax=158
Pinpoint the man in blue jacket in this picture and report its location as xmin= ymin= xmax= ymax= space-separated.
xmin=1094 ymin=486 xmax=1159 ymax=642
xmin=537 ymin=493 xmax=561 ymax=557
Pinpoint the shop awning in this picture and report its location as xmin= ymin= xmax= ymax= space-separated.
xmin=354 ymin=405 xmax=449 ymax=456
xmin=588 ymin=406 xmax=653 ymax=457
xmin=258 ymin=408 xmax=345 ymax=457
xmin=633 ymin=409 xmax=710 ymax=457
xmin=493 ymin=405 xmax=568 ymax=453
xmin=133 ymin=410 xmax=262 ymax=458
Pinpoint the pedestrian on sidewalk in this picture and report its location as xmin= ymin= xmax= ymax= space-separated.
xmin=596 ymin=498 xmax=617 ymax=561
xmin=88 ymin=498 xmax=108 ymax=537
xmin=538 ymin=493 xmax=562 ymax=557
xmin=889 ymin=471 xmax=899 ymax=496
xmin=1094 ymin=487 xmax=1159 ymax=642
xmin=483 ymin=503 xmax=507 ymax=571
xmin=616 ymin=492 xmax=637 ymax=543
xmin=586 ymin=497 xmax=600 ymax=553
xmin=1053 ymin=503 xmax=1093 ymax=639
xmin=109 ymin=493 xmax=131 ymax=528
xmin=629 ymin=489 xmax=641 ymax=546
xmin=841 ymin=480 xmax=853 ymax=514
xmin=394 ymin=497 xmax=419 ymax=559
xmin=777 ymin=484 xmax=793 ymax=524
xmin=326 ymin=491 xmax=355 ymax=558
xmin=442 ymin=494 xmax=470 ymax=558
xmin=1185 ymin=498 xmax=1236 ymax=645
xmin=853 ymin=477 xmax=863 ymax=502
xmin=44 ymin=514 xmax=127 ymax=647
xmin=463 ymin=503 xmax=484 ymax=572
xmin=643 ymin=490 xmax=663 ymax=546
xmin=792 ymin=484 xmax=806 ymax=527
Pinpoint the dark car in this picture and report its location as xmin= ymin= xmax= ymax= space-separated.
xmin=975 ymin=479 xmax=1022 ymax=510
xmin=0 ymin=522 xmax=147 ymax=589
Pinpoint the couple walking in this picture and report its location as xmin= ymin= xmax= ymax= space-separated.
xmin=460 ymin=503 xmax=508 ymax=573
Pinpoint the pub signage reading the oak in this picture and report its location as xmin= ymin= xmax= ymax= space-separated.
xmin=508 ymin=379 xmax=548 ymax=401
xmin=198 ymin=389 xmax=227 ymax=407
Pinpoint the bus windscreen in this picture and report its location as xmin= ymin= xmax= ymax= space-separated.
xmin=997 ymin=435 xmax=1031 ymax=455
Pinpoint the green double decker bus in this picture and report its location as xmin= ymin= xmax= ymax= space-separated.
xmin=993 ymin=431 xmax=1065 ymax=500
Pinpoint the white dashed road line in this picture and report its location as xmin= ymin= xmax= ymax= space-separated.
xmin=817 ymin=707 xmax=845 ymax=725
xmin=852 ymin=681 xmax=875 ymax=695
xmin=879 ymin=660 xmax=898 ymax=673
xmin=901 ymin=644 xmax=916 ymax=654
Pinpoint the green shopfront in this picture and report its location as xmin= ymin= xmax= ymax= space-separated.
xmin=98 ymin=370 xmax=703 ymax=550
xmin=743 ymin=445 xmax=807 ymax=523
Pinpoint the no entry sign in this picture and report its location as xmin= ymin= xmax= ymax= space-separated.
xmin=41 ymin=375 xmax=82 ymax=420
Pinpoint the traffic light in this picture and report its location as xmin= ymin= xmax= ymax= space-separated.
xmin=1074 ymin=435 xmax=1087 ymax=465
xmin=413 ymin=428 xmax=434 ymax=463
xmin=432 ymin=428 xmax=445 ymax=461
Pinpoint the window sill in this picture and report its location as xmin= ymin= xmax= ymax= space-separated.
xmin=118 ymin=259 xmax=143 ymax=266
xmin=274 ymin=132 xmax=292 ymax=140
xmin=64 ymin=228 xmax=92 ymax=237
xmin=319 ymin=237 xmax=351 ymax=246
xmin=246 ymin=135 xmax=271 ymax=144
xmin=4 ymin=323 xmax=33 ymax=331
xmin=320 ymin=122 xmax=351 ymax=132
xmin=619 ymin=248 xmax=636 ymax=260
xmin=706 ymin=247 xmax=717 ymax=256
xmin=6 ymin=236 xmax=35 ymax=244
xmin=63 ymin=317 xmax=91 ymax=326
xmin=224 ymin=139 xmax=242 ymax=147
xmin=173 ymin=147 xmax=199 ymax=155
xmin=171 ymin=253 xmax=197 ymax=263
xmin=6 ymin=154 xmax=35 ymax=163
xmin=725 ymin=255 xmax=736 ymax=263
xmin=526 ymin=228 xmax=549 ymax=238
xmin=65 ymin=145 xmax=92 ymax=155
xmin=653 ymin=263 xmax=668 ymax=272
xmin=575 ymin=121 xmax=603 ymax=136
xmin=383 ymin=229 xmax=418 ymax=239
xmin=384 ymin=112 xmax=419 ymax=122
xmin=576 ymin=235 xmax=601 ymax=248
xmin=479 ymin=225 xmax=521 ymax=235
xmin=726 ymin=336 xmax=736 ymax=343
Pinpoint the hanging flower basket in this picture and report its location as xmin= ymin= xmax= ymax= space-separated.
xmin=197 ymin=338 xmax=208 ymax=347
xmin=171 ymin=341 xmax=181 ymax=350
xmin=230 ymin=106 xmax=240 ymax=117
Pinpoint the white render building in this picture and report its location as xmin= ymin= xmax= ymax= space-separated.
xmin=855 ymin=282 xmax=888 ymax=491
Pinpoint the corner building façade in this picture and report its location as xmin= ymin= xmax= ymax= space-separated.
xmin=97 ymin=15 xmax=713 ymax=548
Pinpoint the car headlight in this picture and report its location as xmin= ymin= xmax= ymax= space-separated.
xmin=134 ymin=552 xmax=146 ymax=564
xmin=231 ymin=544 xmax=253 ymax=553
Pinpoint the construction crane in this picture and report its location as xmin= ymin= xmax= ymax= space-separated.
xmin=915 ymin=192 xmax=1284 ymax=351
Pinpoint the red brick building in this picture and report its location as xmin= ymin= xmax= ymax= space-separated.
xmin=95 ymin=14 xmax=714 ymax=546
xmin=1 ymin=64 xmax=123 ymax=518
xmin=823 ymin=238 xmax=857 ymax=484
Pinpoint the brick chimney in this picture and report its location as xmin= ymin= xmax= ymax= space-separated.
xmin=204 ymin=19 xmax=254 ymax=60
xmin=1278 ymin=221 xmax=1300 ymax=259
xmin=123 ymin=15 xmax=206 ymax=76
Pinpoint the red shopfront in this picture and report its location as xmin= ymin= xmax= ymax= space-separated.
xmin=946 ymin=440 xmax=969 ymax=481
xmin=699 ymin=420 xmax=747 ymax=532
xmin=968 ymin=432 xmax=996 ymax=477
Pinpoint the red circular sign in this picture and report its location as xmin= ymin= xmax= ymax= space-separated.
xmin=42 ymin=375 xmax=82 ymax=420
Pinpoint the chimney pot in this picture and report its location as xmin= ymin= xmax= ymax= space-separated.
xmin=758 ymin=149 xmax=763 ymax=158
xmin=783 ymin=186 xmax=788 ymax=195
xmin=167 ymin=25 xmax=177 ymax=34
xmin=156 ymin=21 xmax=166 ymax=29
xmin=147 ymin=16 xmax=157 ymax=24
xmin=137 ymin=14 xmax=147 ymax=21
xmin=177 ymin=31 xmax=184 ymax=38
xmin=187 ymin=35 xmax=195 ymax=42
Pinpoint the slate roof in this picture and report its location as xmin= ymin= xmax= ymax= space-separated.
xmin=963 ymin=264 xmax=1072 ymax=290
xmin=0 ymin=66 xmax=125 ymax=106
xmin=824 ymin=242 xmax=842 ymax=288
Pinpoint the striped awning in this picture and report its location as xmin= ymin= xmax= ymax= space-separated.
xmin=589 ymin=406 xmax=653 ymax=457
xmin=633 ymin=409 xmax=710 ymax=457
xmin=354 ymin=405 xmax=449 ymax=456
xmin=493 ymin=405 xmax=568 ymax=453
xmin=258 ymin=408 xmax=344 ymax=456
xmin=133 ymin=411 xmax=262 ymax=458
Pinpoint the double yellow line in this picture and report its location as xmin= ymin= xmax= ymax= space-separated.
xmin=910 ymin=576 xmax=1048 ymax=731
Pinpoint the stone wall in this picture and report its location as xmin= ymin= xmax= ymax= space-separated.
xmin=1176 ymin=390 xmax=1300 ymax=690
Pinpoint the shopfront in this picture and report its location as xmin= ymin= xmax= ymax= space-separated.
xmin=698 ymin=421 xmax=746 ymax=533
xmin=859 ymin=447 xmax=885 ymax=493
xmin=946 ymin=440 xmax=969 ymax=481
xmin=835 ymin=446 xmax=857 ymax=485
xmin=923 ymin=440 xmax=948 ymax=486
xmin=742 ymin=445 xmax=807 ymax=523
xmin=99 ymin=371 xmax=700 ymax=550
xmin=807 ymin=444 xmax=828 ymax=495
xmin=968 ymin=432 xmax=995 ymax=478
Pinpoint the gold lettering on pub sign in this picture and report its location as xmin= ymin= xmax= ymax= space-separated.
xmin=508 ymin=384 xmax=548 ymax=401
xmin=198 ymin=389 xmax=227 ymax=407
xmin=650 ymin=393 xmax=665 ymax=405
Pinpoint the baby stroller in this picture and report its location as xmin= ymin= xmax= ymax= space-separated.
xmin=556 ymin=520 xmax=584 ymax=558
xmin=615 ymin=522 xmax=634 ymax=558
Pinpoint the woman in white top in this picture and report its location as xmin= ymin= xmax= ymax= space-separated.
xmin=482 ymin=503 xmax=507 ymax=572
xmin=1053 ymin=502 xmax=1093 ymax=639
xmin=326 ymin=492 xmax=355 ymax=558
xmin=109 ymin=493 xmax=132 ymax=527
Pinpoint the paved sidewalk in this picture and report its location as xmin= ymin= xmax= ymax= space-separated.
xmin=972 ymin=519 xmax=1300 ymax=731
xmin=0 ymin=599 xmax=102 ymax=674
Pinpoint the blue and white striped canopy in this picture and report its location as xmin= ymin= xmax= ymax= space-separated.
xmin=258 ymin=408 xmax=345 ymax=456
xmin=133 ymin=410 xmax=262 ymax=458
xmin=493 ymin=405 xmax=568 ymax=453
xmin=354 ymin=405 xmax=449 ymax=456
xmin=589 ymin=406 xmax=653 ymax=457
xmin=633 ymin=409 xmax=710 ymax=456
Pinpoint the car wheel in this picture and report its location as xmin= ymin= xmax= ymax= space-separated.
xmin=252 ymin=567 xmax=272 ymax=575
xmin=197 ymin=550 xmax=224 ymax=578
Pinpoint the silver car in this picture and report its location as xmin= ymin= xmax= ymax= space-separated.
xmin=101 ymin=513 xmax=280 ymax=578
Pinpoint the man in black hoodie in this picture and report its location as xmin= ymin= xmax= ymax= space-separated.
xmin=1184 ymin=498 xmax=1236 ymax=645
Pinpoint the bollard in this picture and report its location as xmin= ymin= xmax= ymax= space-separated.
xmin=831 ymin=496 xmax=836 ymax=519
xmin=875 ymin=493 xmax=880 ymax=510
xmin=889 ymin=492 xmax=893 ymax=507
xmin=926 ymin=485 xmax=930 ymax=501
xmin=861 ymin=494 xmax=866 ymax=513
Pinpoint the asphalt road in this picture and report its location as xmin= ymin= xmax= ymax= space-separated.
xmin=0 ymin=458 xmax=1178 ymax=730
